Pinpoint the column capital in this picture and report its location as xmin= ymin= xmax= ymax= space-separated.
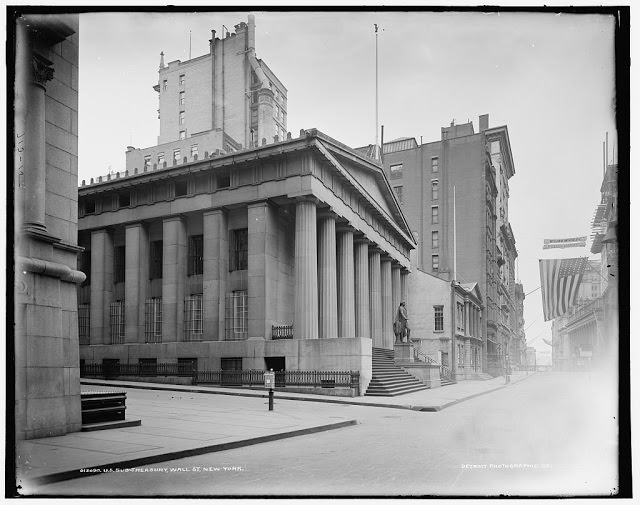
xmin=380 ymin=255 xmax=392 ymax=264
xmin=391 ymin=263 xmax=402 ymax=271
xmin=317 ymin=209 xmax=338 ymax=221
xmin=32 ymin=53 xmax=54 ymax=90
xmin=247 ymin=199 xmax=273 ymax=210
xmin=125 ymin=222 xmax=146 ymax=231
xmin=163 ymin=215 xmax=185 ymax=224
xmin=294 ymin=195 xmax=320 ymax=206
xmin=203 ymin=207 xmax=228 ymax=217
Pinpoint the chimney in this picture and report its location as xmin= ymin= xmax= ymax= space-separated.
xmin=247 ymin=14 xmax=256 ymax=50
xmin=479 ymin=114 xmax=489 ymax=132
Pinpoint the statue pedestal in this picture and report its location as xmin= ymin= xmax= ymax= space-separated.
xmin=394 ymin=343 xmax=413 ymax=363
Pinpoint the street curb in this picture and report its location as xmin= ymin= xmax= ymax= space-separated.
xmin=24 ymin=419 xmax=357 ymax=487
xmin=81 ymin=373 xmax=536 ymax=413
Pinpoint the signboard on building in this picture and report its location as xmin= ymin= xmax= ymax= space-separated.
xmin=543 ymin=236 xmax=587 ymax=249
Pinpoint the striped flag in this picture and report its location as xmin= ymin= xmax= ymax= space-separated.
xmin=539 ymin=257 xmax=588 ymax=321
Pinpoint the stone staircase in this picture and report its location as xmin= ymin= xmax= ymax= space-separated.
xmin=464 ymin=371 xmax=494 ymax=381
xmin=365 ymin=348 xmax=430 ymax=396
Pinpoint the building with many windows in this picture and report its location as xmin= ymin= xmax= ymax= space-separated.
xmin=380 ymin=115 xmax=520 ymax=374
xmin=125 ymin=14 xmax=287 ymax=173
xmin=77 ymin=129 xmax=416 ymax=394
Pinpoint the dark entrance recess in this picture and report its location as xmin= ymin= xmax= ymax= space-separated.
xmin=265 ymin=356 xmax=286 ymax=386
xmin=221 ymin=357 xmax=243 ymax=386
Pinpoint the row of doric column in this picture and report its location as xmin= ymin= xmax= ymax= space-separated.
xmin=293 ymin=199 xmax=408 ymax=349
xmin=86 ymin=198 xmax=409 ymax=347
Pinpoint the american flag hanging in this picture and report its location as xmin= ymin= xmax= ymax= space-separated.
xmin=539 ymin=257 xmax=588 ymax=321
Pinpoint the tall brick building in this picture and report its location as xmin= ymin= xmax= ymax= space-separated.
xmin=126 ymin=14 xmax=287 ymax=172
xmin=380 ymin=115 xmax=520 ymax=372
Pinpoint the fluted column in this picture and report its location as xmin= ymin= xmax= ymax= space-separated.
xmin=248 ymin=202 xmax=278 ymax=339
xmin=464 ymin=338 xmax=472 ymax=373
xmin=16 ymin=21 xmax=54 ymax=234
xmin=90 ymin=230 xmax=113 ymax=345
xmin=318 ymin=214 xmax=338 ymax=339
xmin=401 ymin=269 xmax=409 ymax=306
xmin=203 ymin=209 xmax=228 ymax=341
xmin=162 ymin=217 xmax=187 ymax=342
xmin=294 ymin=199 xmax=318 ymax=339
xmin=369 ymin=248 xmax=382 ymax=348
xmin=381 ymin=257 xmax=393 ymax=349
xmin=125 ymin=224 xmax=149 ymax=343
xmin=391 ymin=264 xmax=401 ymax=320
xmin=354 ymin=239 xmax=370 ymax=339
xmin=337 ymin=229 xmax=355 ymax=338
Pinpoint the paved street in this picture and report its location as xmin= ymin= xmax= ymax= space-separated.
xmin=36 ymin=372 xmax=618 ymax=497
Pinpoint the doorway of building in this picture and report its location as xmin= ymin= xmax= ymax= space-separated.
xmin=265 ymin=356 xmax=286 ymax=386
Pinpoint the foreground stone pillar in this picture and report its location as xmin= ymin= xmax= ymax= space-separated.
xmin=203 ymin=209 xmax=228 ymax=341
xmin=369 ymin=248 xmax=382 ymax=348
xmin=294 ymin=199 xmax=318 ymax=339
xmin=90 ymin=229 xmax=113 ymax=345
xmin=337 ymin=229 xmax=355 ymax=338
xmin=125 ymin=224 xmax=149 ymax=343
xmin=162 ymin=217 xmax=187 ymax=342
xmin=248 ymin=202 xmax=277 ymax=339
xmin=354 ymin=239 xmax=370 ymax=340
xmin=318 ymin=214 xmax=338 ymax=339
xmin=381 ymin=257 xmax=393 ymax=349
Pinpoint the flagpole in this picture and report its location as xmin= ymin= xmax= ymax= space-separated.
xmin=453 ymin=185 xmax=457 ymax=282
xmin=374 ymin=23 xmax=379 ymax=159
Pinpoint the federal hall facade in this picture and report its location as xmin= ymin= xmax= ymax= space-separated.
xmin=77 ymin=130 xmax=415 ymax=393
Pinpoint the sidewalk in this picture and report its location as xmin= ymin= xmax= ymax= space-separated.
xmin=81 ymin=370 xmax=534 ymax=411
xmin=16 ymin=371 xmax=534 ymax=493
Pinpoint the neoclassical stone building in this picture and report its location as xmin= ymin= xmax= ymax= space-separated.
xmin=77 ymin=129 xmax=415 ymax=393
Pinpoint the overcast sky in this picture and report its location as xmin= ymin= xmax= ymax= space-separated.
xmin=78 ymin=10 xmax=618 ymax=361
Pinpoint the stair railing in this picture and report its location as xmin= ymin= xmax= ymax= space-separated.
xmin=412 ymin=346 xmax=440 ymax=366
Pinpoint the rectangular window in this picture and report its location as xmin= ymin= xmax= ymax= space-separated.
xmin=393 ymin=185 xmax=403 ymax=204
xmin=109 ymin=301 xmax=125 ymax=344
xmin=149 ymin=240 xmax=163 ymax=279
xmin=162 ymin=79 xmax=167 ymax=91
xmin=191 ymin=144 xmax=198 ymax=158
xmin=175 ymin=179 xmax=188 ymax=197
xmin=179 ymin=111 xmax=185 ymax=125
xmin=79 ymin=250 xmax=91 ymax=285
xmin=139 ymin=358 xmax=157 ymax=376
xmin=118 ymin=192 xmax=130 ymax=208
xmin=179 ymin=74 xmax=185 ymax=86
xmin=85 ymin=199 xmax=95 ymax=214
xmin=431 ymin=180 xmax=439 ymax=200
xmin=113 ymin=245 xmax=125 ymax=283
xmin=431 ymin=206 xmax=439 ymax=224
xmin=178 ymin=357 xmax=198 ymax=375
xmin=145 ymin=297 xmax=162 ymax=343
xmin=184 ymin=295 xmax=203 ymax=341
xmin=390 ymin=163 xmax=403 ymax=180
xmin=434 ymin=305 xmax=444 ymax=332
xmin=78 ymin=303 xmax=90 ymax=345
xmin=225 ymin=291 xmax=248 ymax=340
xmin=432 ymin=254 xmax=439 ymax=272
xmin=144 ymin=155 xmax=151 ymax=169
xmin=441 ymin=352 xmax=449 ymax=367
xmin=179 ymin=130 xmax=186 ymax=140
xmin=173 ymin=149 xmax=181 ymax=163
xmin=158 ymin=152 xmax=165 ymax=166
xmin=179 ymin=91 xmax=185 ymax=105
xmin=457 ymin=302 xmax=465 ymax=332
xmin=230 ymin=229 xmax=248 ymax=271
xmin=187 ymin=235 xmax=203 ymax=275
xmin=431 ymin=231 xmax=439 ymax=249
xmin=431 ymin=157 xmax=439 ymax=173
